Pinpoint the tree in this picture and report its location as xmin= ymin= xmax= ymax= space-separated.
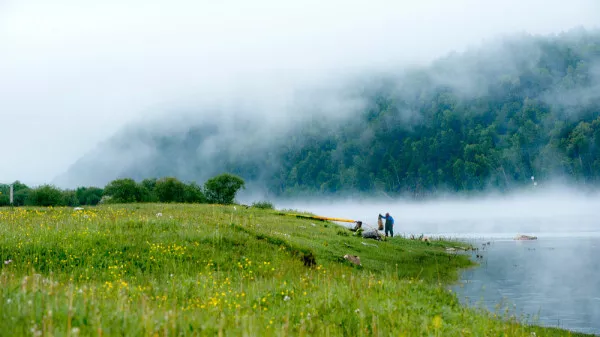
xmin=62 ymin=190 xmax=79 ymax=207
xmin=0 ymin=184 xmax=9 ymax=206
xmin=204 ymin=173 xmax=245 ymax=204
xmin=139 ymin=178 xmax=159 ymax=202
xmin=183 ymin=182 xmax=206 ymax=203
xmin=0 ymin=181 xmax=30 ymax=206
xmin=155 ymin=177 xmax=186 ymax=203
xmin=103 ymin=178 xmax=142 ymax=203
xmin=75 ymin=187 xmax=104 ymax=206
xmin=12 ymin=189 xmax=30 ymax=206
xmin=26 ymin=185 xmax=65 ymax=206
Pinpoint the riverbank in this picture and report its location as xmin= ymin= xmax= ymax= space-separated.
xmin=0 ymin=204 xmax=592 ymax=336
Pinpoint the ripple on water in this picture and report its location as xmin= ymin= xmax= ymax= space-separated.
xmin=453 ymin=235 xmax=600 ymax=335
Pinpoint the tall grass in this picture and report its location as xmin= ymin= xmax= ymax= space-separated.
xmin=0 ymin=205 xmax=590 ymax=336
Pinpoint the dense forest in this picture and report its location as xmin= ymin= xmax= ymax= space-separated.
xmin=56 ymin=30 xmax=600 ymax=198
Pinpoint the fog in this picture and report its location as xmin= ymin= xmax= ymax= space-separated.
xmin=2 ymin=0 xmax=600 ymax=185
xmin=274 ymin=185 xmax=600 ymax=237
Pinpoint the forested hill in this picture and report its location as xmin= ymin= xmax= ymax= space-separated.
xmin=56 ymin=30 xmax=600 ymax=197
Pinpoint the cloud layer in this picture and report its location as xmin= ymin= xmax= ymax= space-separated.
xmin=1 ymin=0 xmax=599 ymax=184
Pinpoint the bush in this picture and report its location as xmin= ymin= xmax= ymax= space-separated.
xmin=103 ymin=178 xmax=143 ymax=203
xmin=62 ymin=190 xmax=79 ymax=207
xmin=76 ymin=187 xmax=104 ymax=206
xmin=0 ymin=185 xmax=9 ymax=206
xmin=155 ymin=177 xmax=186 ymax=203
xmin=204 ymin=173 xmax=245 ymax=205
xmin=183 ymin=182 xmax=206 ymax=203
xmin=26 ymin=185 xmax=65 ymax=206
xmin=139 ymin=178 xmax=159 ymax=202
xmin=12 ymin=189 xmax=30 ymax=206
xmin=252 ymin=201 xmax=274 ymax=209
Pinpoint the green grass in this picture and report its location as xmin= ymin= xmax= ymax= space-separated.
xmin=0 ymin=204 xmax=592 ymax=336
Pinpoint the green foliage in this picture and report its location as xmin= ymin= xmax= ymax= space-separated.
xmin=139 ymin=178 xmax=159 ymax=202
xmin=0 ymin=185 xmax=9 ymax=206
xmin=61 ymin=190 xmax=79 ymax=207
xmin=254 ymin=32 xmax=600 ymax=196
xmin=0 ymin=181 xmax=30 ymax=206
xmin=155 ymin=177 xmax=186 ymax=203
xmin=336 ymin=229 xmax=349 ymax=236
xmin=75 ymin=187 xmax=104 ymax=206
xmin=12 ymin=189 xmax=30 ymax=206
xmin=251 ymin=201 xmax=274 ymax=209
xmin=2 ymin=174 xmax=227 ymax=207
xmin=0 ymin=204 xmax=588 ymax=336
xmin=65 ymin=30 xmax=600 ymax=198
xmin=183 ymin=182 xmax=206 ymax=203
xmin=204 ymin=173 xmax=245 ymax=204
xmin=103 ymin=178 xmax=143 ymax=203
xmin=26 ymin=185 xmax=65 ymax=206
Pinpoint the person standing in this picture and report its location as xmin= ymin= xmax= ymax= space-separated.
xmin=379 ymin=213 xmax=395 ymax=237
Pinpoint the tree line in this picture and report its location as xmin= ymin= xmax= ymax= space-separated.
xmin=0 ymin=173 xmax=245 ymax=207
xmin=237 ymin=30 xmax=600 ymax=197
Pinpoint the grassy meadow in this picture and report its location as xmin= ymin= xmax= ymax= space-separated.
xmin=0 ymin=204 xmax=591 ymax=336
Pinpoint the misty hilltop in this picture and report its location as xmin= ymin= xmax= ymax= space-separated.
xmin=55 ymin=29 xmax=600 ymax=197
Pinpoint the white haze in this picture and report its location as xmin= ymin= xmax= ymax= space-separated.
xmin=1 ymin=0 xmax=600 ymax=185
xmin=273 ymin=185 xmax=600 ymax=237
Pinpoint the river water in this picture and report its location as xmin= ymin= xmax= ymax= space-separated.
xmin=277 ymin=188 xmax=600 ymax=335
xmin=453 ymin=234 xmax=600 ymax=335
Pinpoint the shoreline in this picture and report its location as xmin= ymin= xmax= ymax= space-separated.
xmin=0 ymin=204 xmax=595 ymax=336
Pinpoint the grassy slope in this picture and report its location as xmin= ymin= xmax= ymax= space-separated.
xmin=0 ymin=204 xmax=591 ymax=336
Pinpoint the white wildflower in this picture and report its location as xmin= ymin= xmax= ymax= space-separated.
xmin=6 ymin=299 xmax=12 ymax=304
xmin=354 ymin=309 xmax=360 ymax=314
xmin=30 ymin=324 xmax=42 ymax=337
xmin=4 ymin=259 xmax=12 ymax=265
xmin=156 ymin=213 xmax=163 ymax=217
xmin=283 ymin=296 xmax=291 ymax=302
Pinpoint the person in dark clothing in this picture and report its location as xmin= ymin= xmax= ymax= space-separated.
xmin=379 ymin=213 xmax=395 ymax=237
xmin=350 ymin=221 xmax=362 ymax=232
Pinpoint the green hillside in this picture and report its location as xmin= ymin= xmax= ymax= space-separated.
xmin=57 ymin=30 xmax=600 ymax=198
xmin=0 ymin=204 xmax=590 ymax=336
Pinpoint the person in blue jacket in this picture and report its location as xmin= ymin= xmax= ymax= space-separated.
xmin=379 ymin=213 xmax=395 ymax=237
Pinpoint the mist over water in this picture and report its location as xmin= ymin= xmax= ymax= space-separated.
xmin=274 ymin=187 xmax=599 ymax=236
xmin=275 ymin=187 xmax=600 ymax=334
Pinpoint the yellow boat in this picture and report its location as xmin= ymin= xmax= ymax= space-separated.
xmin=278 ymin=213 xmax=356 ymax=223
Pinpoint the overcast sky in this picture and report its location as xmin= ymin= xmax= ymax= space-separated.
xmin=1 ymin=0 xmax=599 ymax=186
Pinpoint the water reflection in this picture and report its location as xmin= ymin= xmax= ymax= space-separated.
xmin=453 ymin=236 xmax=600 ymax=335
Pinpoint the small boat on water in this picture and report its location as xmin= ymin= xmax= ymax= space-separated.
xmin=514 ymin=234 xmax=537 ymax=240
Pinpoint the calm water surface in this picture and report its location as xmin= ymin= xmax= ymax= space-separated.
xmin=452 ymin=234 xmax=600 ymax=335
